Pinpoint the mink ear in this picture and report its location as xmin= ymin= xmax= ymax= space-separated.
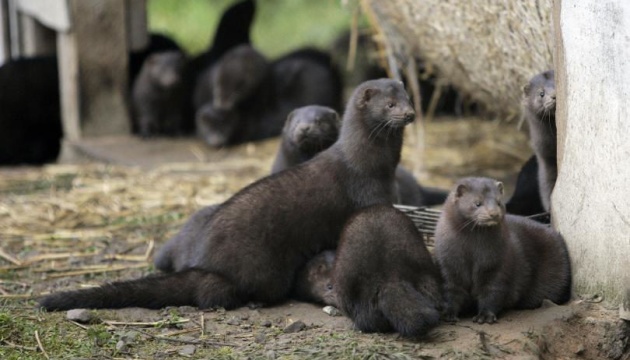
xmin=358 ymin=87 xmax=379 ymax=106
xmin=495 ymin=181 xmax=504 ymax=195
xmin=455 ymin=184 xmax=468 ymax=198
xmin=522 ymin=83 xmax=531 ymax=95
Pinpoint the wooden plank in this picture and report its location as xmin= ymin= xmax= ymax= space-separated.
xmin=552 ymin=0 xmax=630 ymax=307
xmin=57 ymin=0 xmax=130 ymax=140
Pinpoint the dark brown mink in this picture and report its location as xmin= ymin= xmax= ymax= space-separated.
xmin=271 ymin=105 xmax=341 ymax=174
xmin=0 ymin=56 xmax=62 ymax=165
xmin=131 ymin=51 xmax=187 ymax=137
xmin=522 ymin=70 xmax=556 ymax=211
xmin=505 ymin=155 xmax=549 ymax=222
xmin=291 ymin=250 xmax=338 ymax=306
xmin=38 ymin=78 xmax=415 ymax=311
xmin=270 ymin=106 xmax=447 ymax=206
xmin=434 ymin=177 xmax=571 ymax=324
xmin=333 ymin=205 xmax=442 ymax=338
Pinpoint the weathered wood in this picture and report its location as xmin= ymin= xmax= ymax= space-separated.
xmin=552 ymin=0 xmax=630 ymax=307
xmin=0 ymin=0 xmax=9 ymax=64
xmin=58 ymin=0 xmax=130 ymax=139
xmin=125 ymin=0 xmax=147 ymax=51
xmin=19 ymin=14 xmax=55 ymax=56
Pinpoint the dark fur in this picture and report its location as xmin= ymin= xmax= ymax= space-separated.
xmin=0 ymin=57 xmax=62 ymax=165
xmin=270 ymin=106 xmax=446 ymax=206
xmin=156 ymin=204 xmax=338 ymax=306
xmin=132 ymin=51 xmax=187 ymax=137
xmin=434 ymin=177 xmax=572 ymax=324
xmin=129 ymin=33 xmax=182 ymax=87
xmin=196 ymin=46 xmax=343 ymax=147
xmin=38 ymin=79 xmax=415 ymax=311
xmin=154 ymin=205 xmax=220 ymax=273
xmin=291 ymin=250 xmax=337 ymax=306
xmin=184 ymin=0 xmax=256 ymax=129
xmin=523 ymin=70 xmax=556 ymax=211
xmin=271 ymin=105 xmax=340 ymax=173
xmin=505 ymin=155 xmax=548 ymax=221
xmin=334 ymin=205 xmax=442 ymax=338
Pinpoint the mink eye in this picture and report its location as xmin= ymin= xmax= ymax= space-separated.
xmin=474 ymin=201 xmax=482 ymax=207
xmin=326 ymin=283 xmax=333 ymax=290
xmin=539 ymin=91 xmax=545 ymax=97
xmin=387 ymin=102 xmax=395 ymax=109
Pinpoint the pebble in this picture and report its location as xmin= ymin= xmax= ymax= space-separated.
xmin=283 ymin=320 xmax=306 ymax=333
xmin=226 ymin=317 xmax=241 ymax=326
xmin=323 ymin=306 xmax=341 ymax=317
xmin=115 ymin=340 xmax=129 ymax=353
xmin=254 ymin=332 xmax=266 ymax=344
xmin=66 ymin=309 xmax=97 ymax=324
xmin=178 ymin=345 xmax=196 ymax=356
xmin=261 ymin=320 xmax=272 ymax=327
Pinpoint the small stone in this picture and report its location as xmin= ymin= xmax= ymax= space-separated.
xmin=261 ymin=320 xmax=272 ymax=327
xmin=283 ymin=320 xmax=306 ymax=333
xmin=265 ymin=350 xmax=277 ymax=359
xmin=226 ymin=317 xmax=241 ymax=326
xmin=178 ymin=344 xmax=196 ymax=356
xmin=323 ymin=306 xmax=341 ymax=317
xmin=115 ymin=339 xmax=128 ymax=353
xmin=66 ymin=309 xmax=98 ymax=324
xmin=240 ymin=313 xmax=250 ymax=321
xmin=575 ymin=343 xmax=586 ymax=355
xmin=254 ymin=332 xmax=266 ymax=344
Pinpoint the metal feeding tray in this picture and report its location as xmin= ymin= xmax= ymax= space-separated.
xmin=393 ymin=204 xmax=551 ymax=246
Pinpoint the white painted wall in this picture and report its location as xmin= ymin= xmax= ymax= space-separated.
xmin=553 ymin=0 xmax=630 ymax=307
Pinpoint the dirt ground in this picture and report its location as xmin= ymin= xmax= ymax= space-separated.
xmin=1 ymin=116 xmax=627 ymax=359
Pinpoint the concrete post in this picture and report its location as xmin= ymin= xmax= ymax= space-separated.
xmin=553 ymin=0 xmax=630 ymax=307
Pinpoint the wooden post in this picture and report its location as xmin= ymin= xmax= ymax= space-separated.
xmin=552 ymin=0 xmax=630 ymax=307
xmin=57 ymin=0 xmax=130 ymax=141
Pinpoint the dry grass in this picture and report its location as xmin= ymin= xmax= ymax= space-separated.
xmin=359 ymin=0 xmax=554 ymax=119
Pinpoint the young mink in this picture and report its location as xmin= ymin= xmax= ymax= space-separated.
xmin=523 ymin=70 xmax=557 ymax=211
xmin=333 ymin=205 xmax=442 ymax=338
xmin=434 ymin=177 xmax=571 ymax=324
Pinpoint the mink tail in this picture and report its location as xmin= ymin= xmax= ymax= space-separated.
xmin=377 ymin=281 xmax=440 ymax=338
xmin=38 ymin=269 xmax=243 ymax=311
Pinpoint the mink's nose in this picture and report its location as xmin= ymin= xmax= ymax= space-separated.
xmin=403 ymin=112 xmax=415 ymax=123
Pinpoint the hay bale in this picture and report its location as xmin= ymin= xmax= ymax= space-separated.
xmin=359 ymin=0 xmax=554 ymax=118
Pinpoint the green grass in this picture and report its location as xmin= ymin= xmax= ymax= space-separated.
xmin=147 ymin=0 xmax=354 ymax=58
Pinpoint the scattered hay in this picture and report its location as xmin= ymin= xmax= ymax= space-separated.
xmin=359 ymin=0 xmax=554 ymax=118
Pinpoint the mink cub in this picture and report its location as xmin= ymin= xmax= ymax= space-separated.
xmin=523 ymin=70 xmax=557 ymax=211
xmin=132 ymin=51 xmax=187 ymax=137
xmin=333 ymin=205 xmax=442 ymax=338
xmin=434 ymin=177 xmax=571 ymax=324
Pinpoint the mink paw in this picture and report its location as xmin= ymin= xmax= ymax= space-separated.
xmin=473 ymin=310 xmax=497 ymax=324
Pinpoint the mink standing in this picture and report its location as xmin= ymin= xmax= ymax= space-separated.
xmin=132 ymin=51 xmax=187 ymax=137
xmin=523 ymin=70 xmax=557 ymax=211
xmin=333 ymin=205 xmax=442 ymax=338
xmin=434 ymin=177 xmax=571 ymax=324
xmin=39 ymin=79 xmax=415 ymax=311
